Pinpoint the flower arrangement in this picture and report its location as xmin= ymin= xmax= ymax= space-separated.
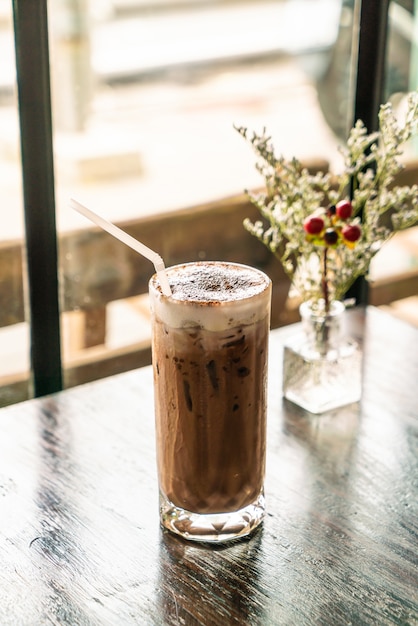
xmin=235 ymin=91 xmax=418 ymax=312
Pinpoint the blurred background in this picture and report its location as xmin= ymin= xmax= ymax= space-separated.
xmin=1 ymin=0 xmax=417 ymax=404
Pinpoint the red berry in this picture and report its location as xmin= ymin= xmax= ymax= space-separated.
xmin=303 ymin=215 xmax=324 ymax=235
xmin=324 ymin=228 xmax=339 ymax=245
xmin=336 ymin=200 xmax=353 ymax=220
xmin=342 ymin=224 xmax=361 ymax=242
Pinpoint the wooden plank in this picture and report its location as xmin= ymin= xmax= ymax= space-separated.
xmin=369 ymin=269 xmax=418 ymax=306
xmin=62 ymin=306 xmax=107 ymax=354
xmin=63 ymin=339 xmax=152 ymax=389
xmin=0 ymin=241 xmax=25 ymax=327
xmin=0 ymin=340 xmax=151 ymax=407
xmin=0 ymin=370 xmax=30 ymax=406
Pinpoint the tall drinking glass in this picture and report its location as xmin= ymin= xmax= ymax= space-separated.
xmin=149 ymin=261 xmax=271 ymax=542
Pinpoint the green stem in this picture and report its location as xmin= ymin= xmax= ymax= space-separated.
xmin=322 ymin=247 xmax=329 ymax=312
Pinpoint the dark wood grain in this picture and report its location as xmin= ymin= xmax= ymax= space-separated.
xmin=0 ymin=307 xmax=417 ymax=625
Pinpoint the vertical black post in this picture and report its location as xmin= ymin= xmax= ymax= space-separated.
xmin=12 ymin=0 xmax=63 ymax=396
xmin=346 ymin=0 xmax=390 ymax=305
xmin=353 ymin=0 xmax=390 ymax=133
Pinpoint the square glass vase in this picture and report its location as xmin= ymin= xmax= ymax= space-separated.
xmin=282 ymin=300 xmax=362 ymax=414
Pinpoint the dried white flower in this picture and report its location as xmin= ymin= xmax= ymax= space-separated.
xmin=235 ymin=91 xmax=418 ymax=306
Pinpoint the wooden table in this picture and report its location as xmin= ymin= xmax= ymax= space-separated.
xmin=0 ymin=307 xmax=417 ymax=625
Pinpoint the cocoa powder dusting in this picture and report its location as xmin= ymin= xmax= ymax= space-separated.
xmin=168 ymin=263 xmax=267 ymax=303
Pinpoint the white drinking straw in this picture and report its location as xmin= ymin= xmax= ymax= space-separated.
xmin=70 ymin=198 xmax=172 ymax=296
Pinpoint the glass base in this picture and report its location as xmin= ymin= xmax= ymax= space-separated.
xmin=160 ymin=491 xmax=265 ymax=543
xmin=282 ymin=340 xmax=362 ymax=414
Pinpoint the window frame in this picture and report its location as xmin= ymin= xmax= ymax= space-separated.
xmin=12 ymin=0 xmax=62 ymax=396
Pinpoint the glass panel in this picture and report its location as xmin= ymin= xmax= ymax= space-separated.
xmin=369 ymin=0 xmax=418 ymax=320
xmin=314 ymin=0 xmax=355 ymax=142
xmin=46 ymin=0 xmax=351 ymax=388
xmin=0 ymin=1 xmax=30 ymax=406
xmin=387 ymin=0 xmax=415 ymax=97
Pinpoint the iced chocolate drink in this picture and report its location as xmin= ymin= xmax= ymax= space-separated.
xmin=149 ymin=261 xmax=271 ymax=542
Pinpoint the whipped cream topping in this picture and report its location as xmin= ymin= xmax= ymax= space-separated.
xmin=150 ymin=262 xmax=271 ymax=331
